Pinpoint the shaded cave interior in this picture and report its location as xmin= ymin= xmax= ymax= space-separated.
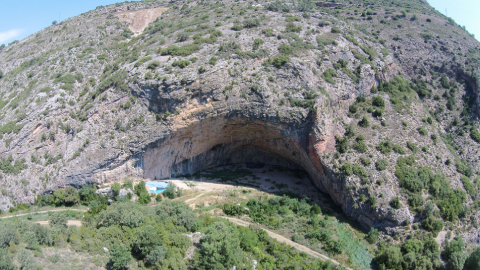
xmin=141 ymin=115 xmax=321 ymax=188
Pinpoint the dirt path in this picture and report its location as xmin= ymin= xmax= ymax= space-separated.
xmin=36 ymin=220 xmax=82 ymax=227
xmin=0 ymin=208 xmax=87 ymax=219
xmin=221 ymin=216 xmax=352 ymax=270
xmin=184 ymin=191 xmax=207 ymax=203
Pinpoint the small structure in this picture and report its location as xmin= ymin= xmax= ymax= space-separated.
xmin=145 ymin=181 xmax=168 ymax=194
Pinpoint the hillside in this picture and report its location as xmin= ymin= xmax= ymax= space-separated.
xmin=0 ymin=0 xmax=480 ymax=268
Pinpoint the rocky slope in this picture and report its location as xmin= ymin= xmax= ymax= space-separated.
xmin=0 ymin=0 xmax=480 ymax=237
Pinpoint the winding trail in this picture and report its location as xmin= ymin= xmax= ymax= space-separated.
xmin=0 ymin=208 xmax=87 ymax=219
xmin=220 ymin=216 xmax=353 ymax=270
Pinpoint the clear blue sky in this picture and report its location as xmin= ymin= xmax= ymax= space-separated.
xmin=427 ymin=0 xmax=480 ymax=41
xmin=0 ymin=0 xmax=134 ymax=45
xmin=0 ymin=0 xmax=479 ymax=45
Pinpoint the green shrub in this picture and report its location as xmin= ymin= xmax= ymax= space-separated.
xmin=316 ymin=35 xmax=337 ymax=49
xmin=243 ymin=18 xmax=260 ymax=28
xmin=389 ymin=197 xmax=402 ymax=209
xmin=147 ymin=61 xmax=160 ymax=70
xmin=272 ymin=55 xmax=290 ymax=68
xmin=222 ymin=203 xmax=248 ymax=216
xmin=358 ymin=115 xmax=370 ymax=127
xmin=375 ymin=159 xmax=388 ymax=171
xmin=376 ymin=141 xmax=393 ymax=155
xmin=108 ymin=244 xmax=132 ymax=270
xmin=417 ymin=127 xmax=428 ymax=136
xmin=322 ymin=68 xmax=337 ymax=84
xmin=278 ymin=44 xmax=294 ymax=55
xmin=470 ymin=128 xmax=480 ymax=143
xmin=134 ymin=56 xmax=152 ymax=67
xmin=421 ymin=215 xmax=443 ymax=237
xmin=366 ymin=228 xmax=380 ymax=244
xmin=406 ymin=141 xmax=418 ymax=153
xmin=172 ymin=60 xmax=190 ymax=69
xmin=335 ymin=136 xmax=348 ymax=153
xmin=353 ymin=138 xmax=367 ymax=153
xmin=331 ymin=26 xmax=341 ymax=33
xmin=285 ymin=22 xmax=302 ymax=32
xmin=262 ymin=28 xmax=274 ymax=37
xmin=372 ymin=96 xmax=385 ymax=107
xmin=455 ymin=159 xmax=473 ymax=177
xmin=392 ymin=144 xmax=406 ymax=154
xmin=437 ymin=189 xmax=466 ymax=221
xmin=252 ymin=38 xmax=264 ymax=51
xmin=161 ymin=44 xmax=200 ymax=56
xmin=460 ymin=176 xmax=474 ymax=195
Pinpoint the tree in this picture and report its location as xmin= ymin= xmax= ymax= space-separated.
xmin=145 ymin=246 xmax=167 ymax=266
xmin=375 ymin=245 xmax=403 ymax=270
xmin=52 ymin=20 xmax=57 ymax=25
xmin=0 ymin=222 xmax=19 ymax=247
xmin=463 ymin=247 xmax=480 ymax=270
xmin=17 ymin=249 xmax=38 ymax=270
xmin=64 ymin=186 xmax=80 ymax=205
xmin=194 ymin=222 xmax=243 ymax=270
xmin=133 ymin=225 xmax=164 ymax=258
xmin=111 ymin=182 xmax=121 ymax=198
xmin=366 ymin=228 xmax=380 ymax=244
xmin=50 ymin=212 xmax=68 ymax=230
xmin=449 ymin=252 xmax=467 ymax=270
xmin=0 ymin=248 xmax=15 ymax=270
xmin=108 ymin=244 xmax=131 ymax=270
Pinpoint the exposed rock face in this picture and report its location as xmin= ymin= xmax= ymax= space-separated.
xmin=0 ymin=0 xmax=479 ymax=232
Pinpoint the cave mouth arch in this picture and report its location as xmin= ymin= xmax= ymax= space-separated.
xmin=141 ymin=115 xmax=324 ymax=187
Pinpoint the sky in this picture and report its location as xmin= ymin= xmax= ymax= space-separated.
xmin=426 ymin=0 xmax=480 ymax=41
xmin=0 ymin=0 xmax=478 ymax=45
xmin=0 ymin=0 xmax=131 ymax=45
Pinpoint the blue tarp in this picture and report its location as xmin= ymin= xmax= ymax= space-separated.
xmin=145 ymin=182 xmax=168 ymax=194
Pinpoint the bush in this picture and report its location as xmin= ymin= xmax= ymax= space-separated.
xmin=17 ymin=249 xmax=38 ymax=270
xmin=163 ymin=183 xmax=176 ymax=199
xmin=470 ymin=128 xmax=480 ymax=143
xmin=322 ymin=68 xmax=337 ymax=84
xmin=147 ymin=61 xmax=160 ymax=70
xmin=421 ymin=215 xmax=443 ymax=237
xmin=437 ymin=189 xmax=466 ymax=221
xmin=243 ymin=18 xmax=260 ymax=28
xmin=172 ymin=60 xmax=190 ymax=69
xmin=375 ymin=159 xmax=388 ymax=171
xmin=335 ymin=136 xmax=348 ymax=153
xmin=358 ymin=115 xmax=370 ymax=127
xmin=376 ymin=141 xmax=392 ymax=155
xmin=272 ymin=55 xmax=290 ymax=68
xmin=464 ymin=247 xmax=480 ymax=270
xmin=331 ymin=26 xmax=341 ymax=33
xmin=161 ymin=44 xmax=200 ymax=56
xmin=194 ymin=222 xmax=243 ymax=270
xmin=285 ymin=22 xmax=302 ymax=32
xmin=406 ymin=141 xmax=418 ymax=153
xmin=372 ymin=96 xmax=385 ymax=107
xmin=417 ymin=127 xmax=428 ymax=136
xmin=222 ymin=203 xmax=248 ymax=216
xmin=389 ymin=197 xmax=402 ymax=209
xmin=366 ymin=228 xmax=380 ymax=244
xmin=460 ymin=176 xmax=474 ymax=195
xmin=0 ymin=248 xmax=15 ymax=270
xmin=134 ymin=56 xmax=152 ymax=67
xmin=108 ymin=244 xmax=132 ymax=270
xmin=316 ymin=35 xmax=337 ymax=49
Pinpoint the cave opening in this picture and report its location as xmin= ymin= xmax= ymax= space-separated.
xmin=142 ymin=115 xmax=319 ymax=186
